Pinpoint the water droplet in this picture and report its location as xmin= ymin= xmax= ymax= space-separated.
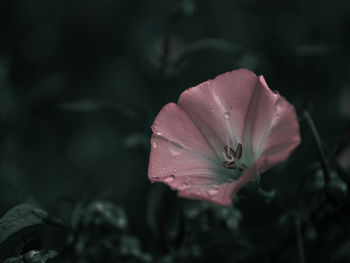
xmin=168 ymin=140 xmax=184 ymax=155
xmin=153 ymin=124 xmax=162 ymax=135
xmin=151 ymin=141 xmax=158 ymax=149
xmin=224 ymin=112 xmax=230 ymax=119
xmin=162 ymin=167 xmax=166 ymax=171
xmin=173 ymin=168 xmax=177 ymax=172
xmin=164 ymin=175 xmax=175 ymax=183
xmin=208 ymin=188 xmax=219 ymax=196
xmin=273 ymin=90 xmax=280 ymax=95
xmin=210 ymin=108 xmax=215 ymax=112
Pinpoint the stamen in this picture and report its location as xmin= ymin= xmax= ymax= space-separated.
xmin=224 ymin=145 xmax=236 ymax=158
xmin=236 ymin=143 xmax=242 ymax=159
xmin=222 ymin=151 xmax=234 ymax=162
xmin=222 ymin=143 xmax=248 ymax=172
xmin=223 ymin=160 xmax=235 ymax=168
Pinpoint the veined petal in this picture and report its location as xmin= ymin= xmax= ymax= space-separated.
xmin=255 ymin=94 xmax=301 ymax=173
xmin=148 ymin=103 xmax=234 ymax=202
xmin=177 ymin=182 xmax=239 ymax=206
xmin=240 ymin=75 xmax=282 ymax=160
xmin=179 ymin=157 xmax=274 ymax=206
xmin=178 ymin=69 xmax=260 ymax=163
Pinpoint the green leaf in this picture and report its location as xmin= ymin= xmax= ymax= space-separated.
xmin=0 ymin=203 xmax=63 ymax=245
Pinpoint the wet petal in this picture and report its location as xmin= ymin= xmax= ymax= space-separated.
xmin=149 ymin=103 xmax=232 ymax=197
xmin=239 ymin=75 xmax=299 ymax=161
xmin=177 ymin=182 xmax=239 ymax=206
xmin=178 ymin=69 xmax=259 ymax=162
xmin=179 ymin=155 xmax=284 ymax=206
xmin=255 ymin=94 xmax=301 ymax=173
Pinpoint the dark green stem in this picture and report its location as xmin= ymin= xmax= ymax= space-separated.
xmin=303 ymin=112 xmax=331 ymax=186
xmin=294 ymin=215 xmax=306 ymax=263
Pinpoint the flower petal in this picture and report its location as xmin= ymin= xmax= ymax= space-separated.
xmin=254 ymin=91 xmax=301 ymax=173
xmin=239 ymin=75 xmax=295 ymax=161
xmin=178 ymin=69 xmax=260 ymax=161
xmin=149 ymin=103 xmax=235 ymax=203
xmin=177 ymin=182 xmax=239 ymax=206
xmin=181 ymin=158 xmax=272 ymax=206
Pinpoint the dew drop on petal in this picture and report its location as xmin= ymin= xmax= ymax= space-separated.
xmin=224 ymin=112 xmax=230 ymax=119
xmin=151 ymin=141 xmax=158 ymax=149
xmin=208 ymin=188 xmax=219 ymax=196
xmin=164 ymin=175 xmax=175 ymax=183
xmin=168 ymin=140 xmax=184 ymax=155
xmin=210 ymin=108 xmax=215 ymax=112
xmin=208 ymin=185 xmax=219 ymax=196
xmin=273 ymin=90 xmax=280 ymax=95
xmin=153 ymin=124 xmax=162 ymax=135
xmin=173 ymin=168 xmax=177 ymax=172
xmin=162 ymin=167 xmax=166 ymax=171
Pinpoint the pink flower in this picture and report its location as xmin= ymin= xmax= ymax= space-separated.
xmin=148 ymin=69 xmax=301 ymax=206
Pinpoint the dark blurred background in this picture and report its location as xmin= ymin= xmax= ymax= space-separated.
xmin=1 ymin=0 xmax=350 ymax=262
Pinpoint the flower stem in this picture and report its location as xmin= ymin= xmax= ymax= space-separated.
xmin=303 ymin=112 xmax=331 ymax=186
xmin=294 ymin=215 xmax=306 ymax=263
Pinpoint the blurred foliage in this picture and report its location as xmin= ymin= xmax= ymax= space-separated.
xmin=0 ymin=0 xmax=350 ymax=262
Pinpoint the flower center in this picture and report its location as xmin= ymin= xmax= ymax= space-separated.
xmin=222 ymin=143 xmax=248 ymax=171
